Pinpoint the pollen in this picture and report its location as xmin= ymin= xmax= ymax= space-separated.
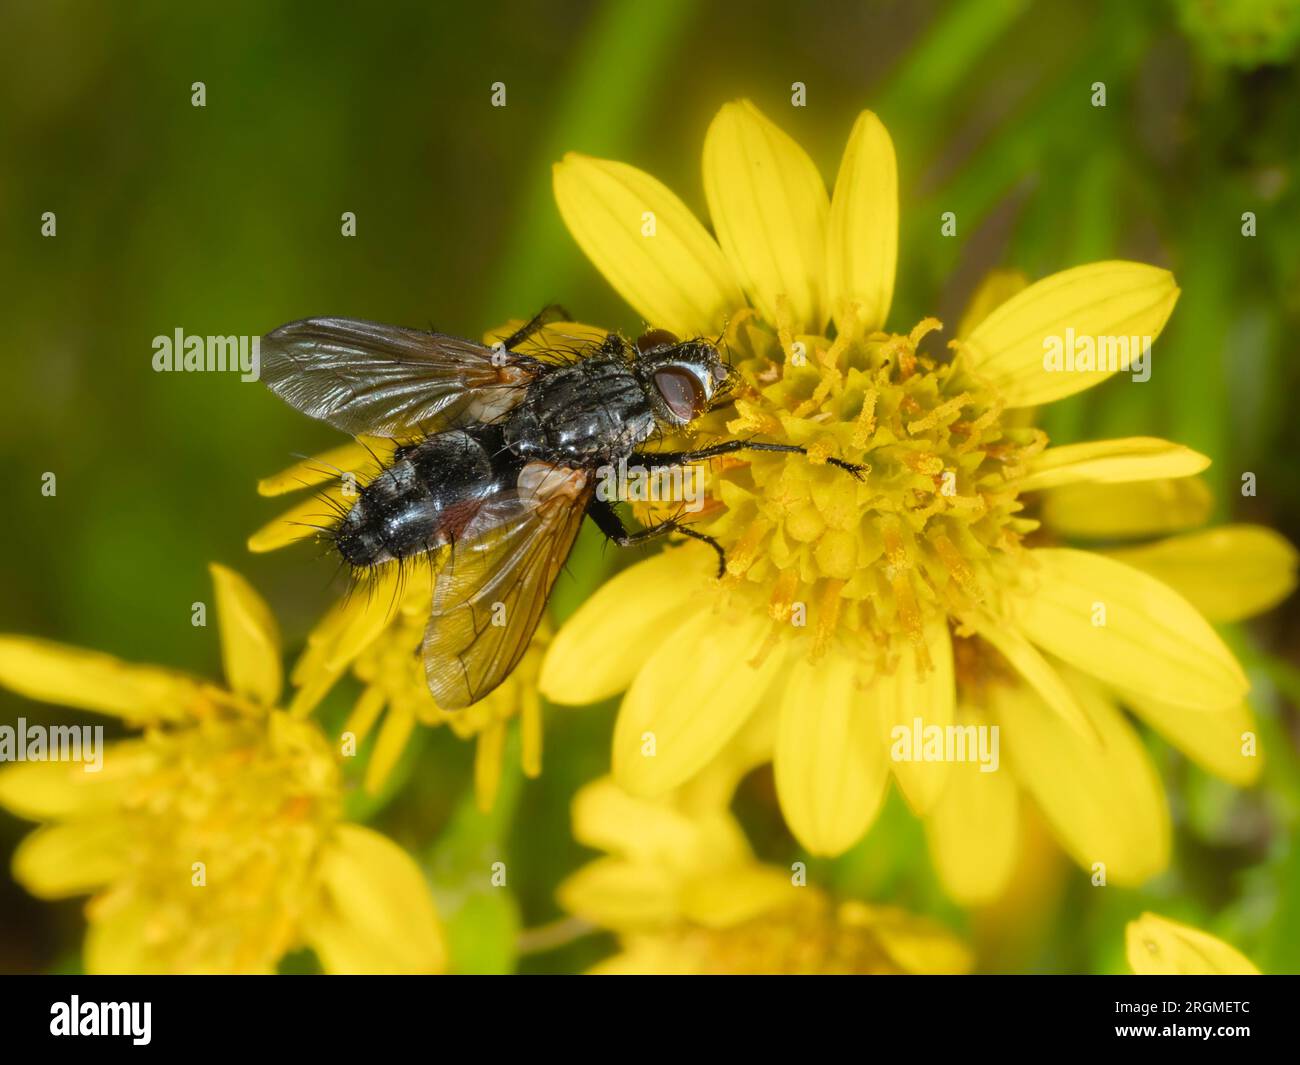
xmin=696 ymin=315 xmax=1038 ymax=674
xmin=93 ymin=713 xmax=341 ymax=974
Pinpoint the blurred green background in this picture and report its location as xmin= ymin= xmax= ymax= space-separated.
xmin=2 ymin=0 xmax=1299 ymax=974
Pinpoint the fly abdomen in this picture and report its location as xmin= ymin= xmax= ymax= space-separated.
xmin=334 ymin=429 xmax=499 ymax=568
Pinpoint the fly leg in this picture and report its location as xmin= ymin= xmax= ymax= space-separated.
xmin=501 ymin=304 xmax=574 ymax=350
xmin=630 ymin=440 xmax=869 ymax=480
xmin=586 ymin=498 xmax=727 ymax=578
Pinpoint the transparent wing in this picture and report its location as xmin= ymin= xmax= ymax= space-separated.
xmin=261 ymin=317 xmax=540 ymax=438
xmin=423 ymin=463 xmax=592 ymax=709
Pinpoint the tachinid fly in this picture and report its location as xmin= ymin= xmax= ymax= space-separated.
xmin=260 ymin=307 xmax=865 ymax=709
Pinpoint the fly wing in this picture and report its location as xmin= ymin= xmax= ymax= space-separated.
xmin=423 ymin=463 xmax=592 ymax=709
xmin=261 ymin=317 xmax=540 ymax=438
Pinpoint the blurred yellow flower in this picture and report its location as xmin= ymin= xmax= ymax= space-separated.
xmin=1126 ymin=912 xmax=1260 ymax=974
xmin=0 ymin=564 xmax=445 ymax=974
xmin=248 ymin=321 xmax=600 ymax=809
xmin=558 ymin=777 xmax=971 ymax=975
xmin=543 ymin=100 xmax=1298 ymax=898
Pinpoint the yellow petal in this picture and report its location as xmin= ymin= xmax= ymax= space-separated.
xmin=962 ymin=261 xmax=1179 ymax=407
xmin=304 ymin=824 xmax=446 ymax=974
xmin=12 ymin=820 xmax=130 ymax=898
xmin=994 ymin=674 xmax=1170 ymax=885
xmin=557 ymin=857 xmax=681 ymax=929
xmin=248 ymin=486 xmax=349 ymax=552
xmin=877 ymin=618 xmax=955 ymax=813
xmin=0 ymin=636 xmax=202 ymax=724
xmin=84 ymin=898 xmax=163 ymax=975
xmin=965 ymin=614 xmax=1095 ymax=741
xmin=613 ymin=608 xmax=783 ymax=797
xmin=703 ymin=99 xmax=829 ymax=332
xmin=826 ymin=110 xmax=897 ymax=334
xmin=588 ymin=937 xmax=698 ymax=975
xmin=483 ymin=319 xmax=607 ymax=355
xmin=1012 ymin=548 xmax=1248 ymax=712
xmin=553 ymin=153 xmax=744 ymax=337
xmin=1041 ymin=477 xmax=1213 ymax=540
xmin=1126 ymin=912 xmax=1259 ymax=975
xmin=1123 ymin=691 xmax=1262 ymax=786
xmin=0 ymin=740 xmax=150 ymax=820
xmin=774 ymin=651 xmax=888 ymax=856
xmin=680 ymin=866 xmax=792 ymax=928
xmin=473 ymin=720 xmax=507 ymax=812
xmin=209 ymin=563 xmax=282 ymax=706
xmin=956 ymin=268 xmax=1029 ymax=339
xmin=364 ymin=700 xmax=416 ymax=795
xmin=841 ymin=903 xmax=974 ymax=974
xmin=925 ymin=708 xmax=1020 ymax=906
xmin=1106 ymin=525 xmax=1298 ymax=624
xmin=571 ymin=777 xmax=748 ymax=872
xmin=256 ymin=439 xmax=385 ymax=497
xmin=1018 ymin=437 xmax=1209 ymax=493
xmin=541 ymin=547 xmax=708 ymax=704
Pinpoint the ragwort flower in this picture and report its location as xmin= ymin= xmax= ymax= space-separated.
xmin=0 ymin=564 xmax=445 ymax=974
xmin=558 ymin=776 xmax=971 ymax=975
xmin=541 ymin=100 xmax=1298 ymax=899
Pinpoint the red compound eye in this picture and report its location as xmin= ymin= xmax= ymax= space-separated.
xmin=653 ymin=365 xmax=706 ymax=421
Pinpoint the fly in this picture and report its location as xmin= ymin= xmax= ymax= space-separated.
xmin=260 ymin=306 xmax=866 ymax=709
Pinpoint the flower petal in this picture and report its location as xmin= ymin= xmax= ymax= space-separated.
xmin=84 ymin=898 xmax=166 ymax=975
xmin=613 ymin=608 xmax=783 ymax=797
xmin=703 ymin=99 xmax=829 ymax=332
xmin=364 ymin=700 xmax=416 ymax=795
xmin=12 ymin=820 xmax=130 ymax=898
xmin=1126 ymin=913 xmax=1259 ymax=975
xmin=965 ymin=614 xmax=1096 ymax=741
xmin=557 ymin=857 xmax=680 ymax=928
xmin=0 ymin=741 xmax=150 ymax=820
xmin=0 ymin=636 xmax=202 ymax=724
xmin=1123 ymin=691 xmax=1262 ymax=786
xmin=553 ymin=153 xmax=744 ymax=337
xmin=571 ymin=777 xmax=748 ymax=872
xmin=1106 ymin=525 xmax=1298 ymax=624
xmin=288 ymin=566 xmax=402 ymax=717
xmin=248 ymin=485 xmax=350 ymax=552
xmin=1011 ymin=548 xmax=1248 ymax=712
xmin=1040 ymin=477 xmax=1213 ymax=540
xmin=541 ymin=547 xmax=709 ymax=704
xmin=774 ymin=651 xmax=888 ymax=856
xmin=209 ymin=563 xmax=282 ymax=707
xmin=877 ymin=618 xmax=956 ymax=814
xmin=826 ymin=110 xmax=897 ymax=334
xmin=925 ymin=708 xmax=1020 ymax=905
xmin=483 ymin=318 xmax=608 ymax=354
xmin=680 ymin=866 xmax=792 ymax=928
xmin=994 ymin=673 xmax=1170 ymax=885
xmin=256 ymin=439 xmax=386 ymax=497
xmin=962 ymin=261 xmax=1179 ymax=407
xmin=303 ymin=824 xmax=446 ymax=974
xmin=1017 ymin=437 xmax=1209 ymax=493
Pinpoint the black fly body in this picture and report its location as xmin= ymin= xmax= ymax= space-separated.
xmin=260 ymin=306 xmax=866 ymax=707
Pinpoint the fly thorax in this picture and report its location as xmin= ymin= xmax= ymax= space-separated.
xmin=505 ymin=360 xmax=656 ymax=462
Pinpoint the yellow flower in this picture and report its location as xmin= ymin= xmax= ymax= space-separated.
xmin=249 ymin=320 xmax=603 ymax=809
xmin=557 ymin=777 xmax=971 ymax=975
xmin=543 ymin=100 xmax=1298 ymax=897
xmin=0 ymin=564 xmax=445 ymax=974
xmin=1126 ymin=913 xmax=1260 ymax=975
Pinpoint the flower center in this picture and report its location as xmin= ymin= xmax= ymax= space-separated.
xmin=93 ymin=713 xmax=340 ymax=973
xmin=669 ymin=892 xmax=954 ymax=974
xmin=685 ymin=310 xmax=1045 ymax=669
